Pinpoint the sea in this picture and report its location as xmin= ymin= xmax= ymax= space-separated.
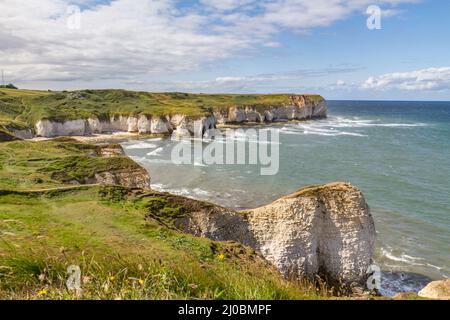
xmin=121 ymin=100 xmax=450 ymax=296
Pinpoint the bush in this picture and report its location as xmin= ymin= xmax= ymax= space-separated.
xmin=0 ymin=84 xmax=18 ymax=89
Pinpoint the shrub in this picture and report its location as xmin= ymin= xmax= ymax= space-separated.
xmin=0 ymin=84 xmax=18 ymax=89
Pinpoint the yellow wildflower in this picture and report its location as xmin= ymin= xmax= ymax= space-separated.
xmin=109 ymin=276 xmax=115 ymax=281
xmin=217 ymin=254 xmax=225 ymax=261
xmin=38 ymin=288 xmax=48 ymax=296
xmin=138 ymin=279 xmax=145 ymax=286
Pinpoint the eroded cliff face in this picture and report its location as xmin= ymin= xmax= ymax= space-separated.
xmin=10 ymin=129 xmax=34 ymax=140
xmin=89 ymin=145 xmax=150 ymax=189
xmin=173 ymin=182 xmax=375 ymax=286
xmin=89 ymin=169 xmax=150 ymax=189
xmin=32 ymin=95 xmax=327 ymax=138
xmin=35 ymin=119 xmax=92 ymax=137
xmin=215 ymin=95 xmax=327 ymax=124
xmin=246 ymin=183 xmax=375 ymax=286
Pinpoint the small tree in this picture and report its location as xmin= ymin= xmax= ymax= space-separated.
xmin=0 ymin=84 xmax=18 ymax=89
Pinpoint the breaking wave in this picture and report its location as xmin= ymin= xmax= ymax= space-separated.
xmin=274 ymin=116 xmax=428 ymax=138
xmin=146 ymin=147 xmax=164 ymax=156
xmin=122 ymin=141 xmax=159 ymax=150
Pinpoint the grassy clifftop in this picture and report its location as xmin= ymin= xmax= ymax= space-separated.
xmin=0 ymin=139 xmax=329 ymax=299
xmin=0 ymin=139 xmax=141 ymax=191
xmin=1 ymin=186 xmax=326 ymax=300
xmin=0 ymin=88 xmax=324 ymax=132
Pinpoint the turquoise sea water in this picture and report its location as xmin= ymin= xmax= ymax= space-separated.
xmin=122 ymin=101 xmax=450 ymax=296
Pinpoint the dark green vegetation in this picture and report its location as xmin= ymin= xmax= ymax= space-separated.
xmin=0 ymin=139 xmax=332 ymax=299
xmin=0 ymin=88 xmax=324 ymax=136
xmin=0 ymin=84 xmax=18 ymax=89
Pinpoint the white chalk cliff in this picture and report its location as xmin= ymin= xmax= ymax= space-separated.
xmin=28 ymin=95 xmax=327 ymax=138
xmin=173 ymin=182 xmax=376 ymax=286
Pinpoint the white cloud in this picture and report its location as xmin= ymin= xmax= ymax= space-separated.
xmin=362 ymin=67 xmax=450 ymax=91
xmin=200 ymin=0 xmax=255 ymax=11
xmin=0 ymin=0 xmax=420 ymax=87
xmin=215 ymin=75 xmax=288 ymax=83
xmin=263 ymin=41 xmax=281 ymax=48
xmin=261 ymin=0 xmax=417 ymax=29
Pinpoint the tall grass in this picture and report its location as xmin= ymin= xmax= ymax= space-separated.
xmin=0 ymin=250 xmax=330 ymax=300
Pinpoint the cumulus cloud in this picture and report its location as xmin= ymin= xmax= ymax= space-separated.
xmin=0 ymin=0 xmax=419 ymax=86
xmin=200 ymin=0 xmax=255 ymax=11
xmin=362 ymin=67 xmax=450 ymax=91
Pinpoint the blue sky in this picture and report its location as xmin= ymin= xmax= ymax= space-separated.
xmin=1 ymin=0 xmax=449 ymax=100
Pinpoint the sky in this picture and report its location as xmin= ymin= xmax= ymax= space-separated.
xmin=1 ymin=0 xmax=449 ymax=100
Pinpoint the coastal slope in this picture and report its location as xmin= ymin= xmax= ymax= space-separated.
xmin=0 ymin=139 xmax=375 ymax=298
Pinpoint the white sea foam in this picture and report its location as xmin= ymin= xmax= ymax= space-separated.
xmin=192 ymin=188 xmax=211 ymax=196
xmin=150 ymin=183 xmax=211 ymax=199
xmin=426 ymin=263 xmax=444 ymax=271
xmin=146 ymin=137 xmax=163 ymax=141
xmin=123 ymin=141 xmax=159 ymax=150
xmin=379 ymin=271 xmax=430 ymax=297
xmin=380 ymin=247 xmax=429 ymax=267
xmin=275 ymin=116 xmax=427 ymax=138
xmin=146 ymin=147 xmax=164 ymax=156
xmin=150 ymin=183 xmax=166 ymax=191
xmin=128 ymin=155 xmax=146 ymax=163
xmin=314 ymin=116 xmax=427 ymax=129
xmin=280 ymin=125 xmax=368 ymax=137
xmin=218 ymin=138 xmax=280 ymax=145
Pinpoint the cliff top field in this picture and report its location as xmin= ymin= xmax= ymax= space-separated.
xmin=0 ymin=139 xmax=147 ymax=191
xmin=0 ymin=88 xmax=324 ymax=133
xmin=0 ymin=139 xmax=331 ymax=300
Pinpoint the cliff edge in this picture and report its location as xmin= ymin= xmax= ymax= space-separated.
xmin=162 ymin=182 xmax=376 ymax=287
xmin=0 ymin=138 xmax=375 ymax=292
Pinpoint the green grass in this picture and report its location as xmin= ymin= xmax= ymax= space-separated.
xmin=2 ymin=137 xmax=391 ymax=300
xmin=0 ymin=88 xmax=324 ymax=135
xmin=0 ymin=139 xmax=140 ymax=190
xmin=0 ymin=186 xmax=330 ymax=300
xmin=0 ymin=139 xmax=336 ymax=300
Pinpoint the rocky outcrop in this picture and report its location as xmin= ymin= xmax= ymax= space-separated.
xmin=90 ymin=169 xmax=150 ymax=189
xmin=150 ymin=117 xmax=171 ymax=134
xmin=173 ymin=182 xmax=375 ymax=286
xmin=246 ymin=183 xmax=375 ymax=286
xmin=91 ymin=145 xmax=150 ymax=189
xmin=418 ymin=279 xmax=450 ymax=300
xmin=32 ymin=95 xmax=327 ymax=138
xmin=98 ymin=144 xmax=126 ymax=158
xmin=11 ymin=128 xmax=34 ymax=140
